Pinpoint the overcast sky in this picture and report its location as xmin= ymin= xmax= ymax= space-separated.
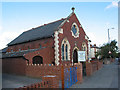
xmin=0 ymin=1 xmax=118 ymax=49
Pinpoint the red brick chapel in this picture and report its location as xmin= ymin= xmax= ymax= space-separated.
xmin=2 ymin=7 xmax=89 ymax=75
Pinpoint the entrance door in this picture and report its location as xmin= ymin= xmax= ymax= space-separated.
xmin=73 ymin=49 xmax=78 ymax=63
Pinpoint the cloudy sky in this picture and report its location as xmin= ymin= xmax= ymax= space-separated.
xmin=0 ymin=1 xmax=118 ymax=49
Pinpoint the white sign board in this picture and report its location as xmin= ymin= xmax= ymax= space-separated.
xmin=78 ymin=51 xmax=86 ymax=62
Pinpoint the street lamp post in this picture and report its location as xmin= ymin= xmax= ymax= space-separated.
xmin=108 ymin=28 xmax=114 ymax=55
xmin=108 ymin=28 xmax=114 ymax=44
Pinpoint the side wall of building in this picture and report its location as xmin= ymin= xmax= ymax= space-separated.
xmin=7 ymin=38 xmax=54 ymax=52
xmin=7 ymin=38 xmax=55 ymax=64
xmin=24 ymin=47 xmax=55 ymax=64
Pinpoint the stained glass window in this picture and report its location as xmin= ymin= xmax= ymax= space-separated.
xmin=72 ymin=25 xmax=77 ymax=35
xmin=62 ymin=44 xmax=64 ymax=60
xmin=65 ymin=45 xmax=68 ymax=60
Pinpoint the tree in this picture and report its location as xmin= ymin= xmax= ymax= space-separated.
xmin=96 ymin=40 xmax=118 ymax=59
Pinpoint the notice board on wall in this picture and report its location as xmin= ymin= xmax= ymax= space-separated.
xmin=78 ymin=51 xmax=86 ymax=62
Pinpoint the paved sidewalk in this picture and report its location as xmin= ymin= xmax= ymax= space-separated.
xmin=70 ymin=60 xmax=118 ymax=88
xmin=2 ymin=74 xmax=42 ymax=88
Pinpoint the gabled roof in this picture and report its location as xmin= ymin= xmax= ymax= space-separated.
xmin=8 ymin=19 xmax=65 ymax=46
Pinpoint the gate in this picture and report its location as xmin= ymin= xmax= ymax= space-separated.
xmin=64 ymin=67 xmax=78 ymax=88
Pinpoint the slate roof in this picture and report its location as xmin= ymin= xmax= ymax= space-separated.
xmin=8 ymin=19 xmax=65 ymax=46
xmin=2 ymin=47 xmax=8 ymax=53
xmin=2 ymin=48 xmax=41 ymax=58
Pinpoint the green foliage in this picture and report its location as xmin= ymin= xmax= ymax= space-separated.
xmin=98 ymin=40 xmax=118 ymax=59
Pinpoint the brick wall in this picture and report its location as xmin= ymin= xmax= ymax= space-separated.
xmin=86 ymin=62 xmax=92 ymax=76
xmin=86 ymin=60 xmax=103 ymax=76
xmin=7 ymin=38 xmax=54 ymax=52
xmin=26 ymin=64 xmax=61 ymax=78
xmin=74 ymin=63 xmax=83 ymax=83
xmin=16 ymin=76 xmax=59 ymax=89
xmin=2 ymin=57 xmax=26 ymax=75
xmin=91 ymin=62 xmax=98 ymax=72
xmin=24 ymin=47 xmax=54 ymax=64
xmin=26 ymin=63 xmax=83 ymax=83
xmin=20 ymin=63 xmax=83 ymax=88
xmin=7 ymin=38 xmax=55 ymax=65
xmin=110 ymin=58 xmax=115 ymax=63
xmin=97 ymin=61 xmax=103 ymax=70
xmin=58 ymin=13 xmax=88 ymax=64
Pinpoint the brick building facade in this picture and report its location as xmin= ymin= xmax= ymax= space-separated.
xmin=2 ymin=8 xmax=89 ymax=75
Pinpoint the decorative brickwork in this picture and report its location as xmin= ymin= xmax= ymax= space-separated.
xmin=54 ymin=31 xmax=60 ymax=65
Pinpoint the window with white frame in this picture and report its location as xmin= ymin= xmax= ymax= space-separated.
xmin=62 ymin=44 xmax=64 ymax=60
xmin=71 ymin=22 xmax=79 ymax=38
xmin=61 ymin=38 xmax=70 ymax=61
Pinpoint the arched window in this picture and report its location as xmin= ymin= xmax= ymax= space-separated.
xmin=62 ymin=44 xmax=64 ymax=60
xmin=72 ymin=25 xmax=77 ymax=35
xmin=32 ymin=56 xmax=43 ymax=64
xmin=65 ymin=45 xmax=68 ymax=60
xmin=71 ymin=22 xmax=79 ymax=38
xmin=61 ymin=38 xmax=70 ymax=61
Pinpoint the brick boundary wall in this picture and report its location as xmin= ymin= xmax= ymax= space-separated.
xmin=15 ymin=79 xmax=54 ymax=89
xmin=86 ymin=62 xmax=92 ymax=76
xmin=26 ymin=63 xmax=83 ymax=82
xmin=86 ymin=60 xmax=103 ymax=76
xmin=26 ymin=64 xmax=61 ymax=78
xmin=104 ymin=58 xmax=115 ymax=64
xmin=74 ymin=63 xmax=83 ymax=83
xmin=82 ymin=58 xmax=114 ymax=77
xmin=16 ymin=63 xmax=82 ymax=88
xmin=16 ymin=76 xmax=60 ymax=89
xmin=2 ymin=57 xmax=26 ymax=75
xmin=110 ymin=58 xmax=115 ymax=63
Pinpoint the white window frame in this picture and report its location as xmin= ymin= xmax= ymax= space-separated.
xmin=61 ymin=38 xmax=71 ymax=61
xmin=71 ymin=22 xmax=79 ymax=38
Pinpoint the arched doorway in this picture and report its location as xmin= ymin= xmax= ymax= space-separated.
xmin=73 ymin=49 xmax=78 ymax=63
xmin=32 ymin=56 xmax=43 ymax=64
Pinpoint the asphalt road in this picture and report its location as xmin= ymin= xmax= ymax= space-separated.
xmin=70 ymin=60 xmax=119 ymax=88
